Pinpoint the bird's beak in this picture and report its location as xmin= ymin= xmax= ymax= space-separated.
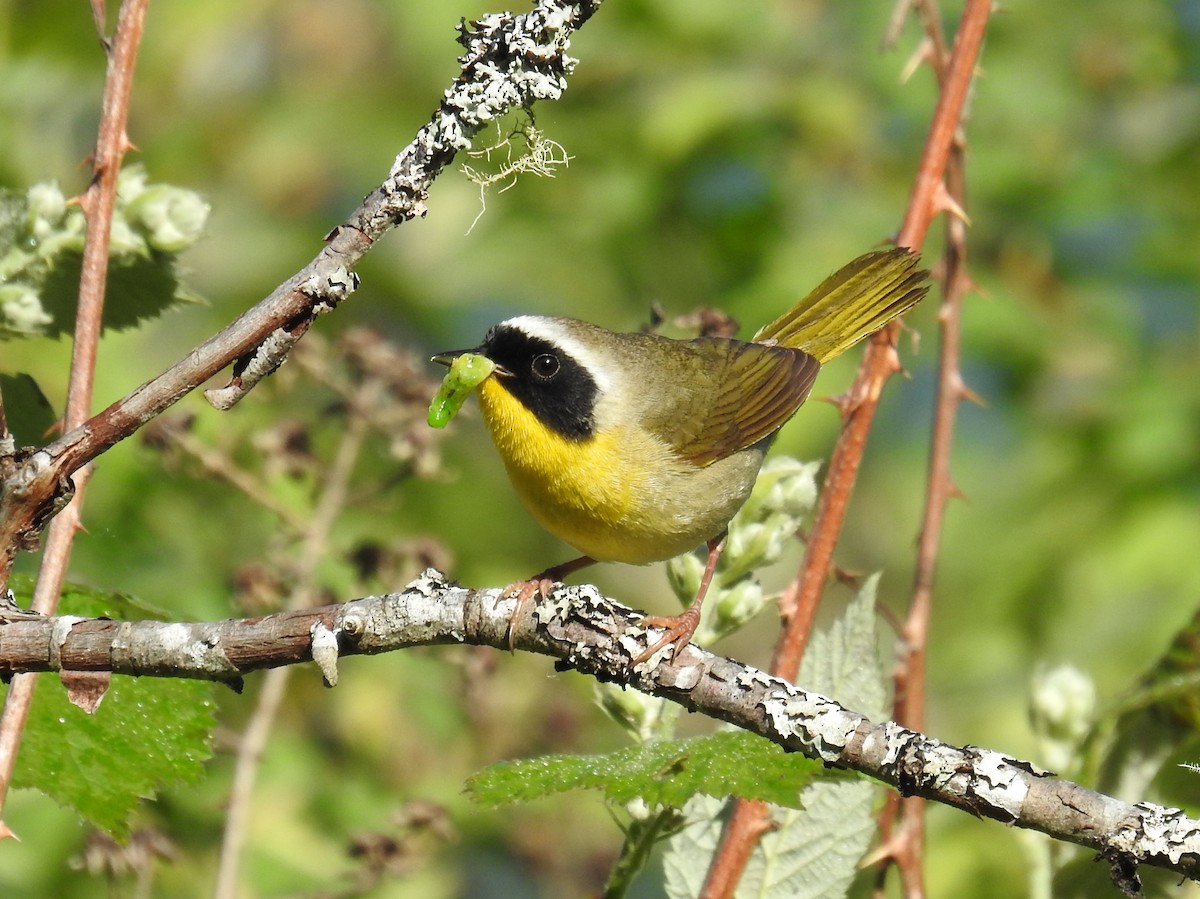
xmin=430 ymin=349 xmax=510 ymax=377
xmin=431 ymin=349 xmax=475 ymax=367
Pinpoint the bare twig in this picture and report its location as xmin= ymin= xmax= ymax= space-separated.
xmin=213 ymin=377 xmax=382 ymax=898
xmin=212 ymin=664 xmax=291 ymax=899
xmin=701 ymin=1 xmax=992 ymax=893
xmin=0 ymin=571 xmax=1197 ymax=889
xmin=0 ymin=0 xmax=150 ymax=825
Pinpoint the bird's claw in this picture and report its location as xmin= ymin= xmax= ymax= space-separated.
xmin=634 ymin=606 xmax=702 ymax=665
xmin=500 ymin=577 xmax=556 ymax=650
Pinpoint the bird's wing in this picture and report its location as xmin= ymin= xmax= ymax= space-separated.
xmin=643 ymin=340 xmax=822 ymax=467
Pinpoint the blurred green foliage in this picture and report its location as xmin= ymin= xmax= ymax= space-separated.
xmin=1 ymin=0 xmax=1198 ymax=896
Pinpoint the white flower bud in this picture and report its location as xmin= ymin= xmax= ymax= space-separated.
xmin=0 ymin=284 xmax=52 ymax=334
xmin=1029 ymin=663 xmax=1095 ymax=773
xmin=126 ymin=184 xmax=210 ymax=253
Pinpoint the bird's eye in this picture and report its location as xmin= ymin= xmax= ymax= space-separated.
xmin=531 ymin=353 xmax=560 ymax=380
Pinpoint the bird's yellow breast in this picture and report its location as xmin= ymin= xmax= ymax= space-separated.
xmin=474 ymin=377 xmax=761 ymax=564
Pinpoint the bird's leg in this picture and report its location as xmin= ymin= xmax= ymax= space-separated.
xmin=501 ymin=555 xmax=596 ymax=648
xmin=635 ymin=534 xmax=725 ymax=664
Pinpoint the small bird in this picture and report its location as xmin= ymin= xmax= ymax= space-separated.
xmin=432 ymin=248 xmax=928 ymax=662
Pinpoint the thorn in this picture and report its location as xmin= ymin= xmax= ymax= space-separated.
xmin=822 ymin=390 xmax=857 ymax=422
xmin=961 ymin=272 xmax=987 ymax=298
xmin=932 ymin=180 xmax=971 ymax=225
xmin=0 ymin=819 xmax=20 ymax=842
xmin=946 ymin=369 xmax=986 ymax=407
xmin=883 ymin=343 xmax=905 ymax=376
xmin=747 ymin=810 xmax=778 ymax=839
xmin=948 ymin=479 xmax=970 ymax=503
xmin=861 ymin=833 xmax=904 ymax=868
xmin=120 ymin=132 xmax=138 ymax=154
xmin=89 ymin=0 xmax=106 ymax=38
xmin=881 ymin=0 xmax=914 ymax=52
xmin=959 ymin=382 xmax=987 ymax=407
xmin=902 ymin=321 xmax=921 ymax=356
xmin=899 ymin=36 xmax=936 ymax=83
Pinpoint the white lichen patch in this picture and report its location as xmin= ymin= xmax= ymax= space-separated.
xmin=1117 ymin=804 xmax=1200 ymax=865
xmin=758 ymin=683 xmax=860 ymax=763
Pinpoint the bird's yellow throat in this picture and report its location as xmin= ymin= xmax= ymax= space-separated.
xmin=474 ymin=376 xmax=679 ymax=563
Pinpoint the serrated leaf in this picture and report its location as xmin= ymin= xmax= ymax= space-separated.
xmin=663 ymin=575 xmax=889 ymax=899
xmin=38 ymin=251 xmax=198 ymax=337
xmin=9 ymin=674 xmax=216 ymax=839
xmin=466 ymin=731 xmax=831 ymax=810
xmin=1091 ymin=608 xmax=1200 ymax=802
xmin=0 ymin=172 xmax=206 ymax=341
xmin=4 ymin=576 xmax=217 ymax=838
xmin=7 ymin=573 xmax=175 ymax=622
xmin=798 ymin=573 xmax=888 ymax=722
xmin=664 ymin=780 xmax=877 ymax=899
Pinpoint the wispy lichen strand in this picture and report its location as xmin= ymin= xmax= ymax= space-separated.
xmin=360 ymin=0 xmax=598 ymax=235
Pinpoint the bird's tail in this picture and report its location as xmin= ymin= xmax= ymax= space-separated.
xmin=754 ymin=247 xmax=929 ymax=363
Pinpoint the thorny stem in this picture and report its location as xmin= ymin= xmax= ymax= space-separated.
xmin=0 ymin=0 xmax=150 ymax=825
xmin=886 ymin=104 xmax=972 ymax=899
xmin=212 ymin=664 xmax=291 ymax=899
xmin=700 ymin=1 xmax=992 ymax=895
xmin=213 ymin=381 xmax=379 ymax=899
xmin=696 ymin=799 xmax=771 ymax=899
xmin=875 ymin=3 xmax=958 ymax=895
xmin=874 ymin=2 xmax=975 ymax=894
xmin=778 ymin=0 xmax=990 ymax=695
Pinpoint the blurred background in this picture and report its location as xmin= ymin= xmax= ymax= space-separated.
xmin=1 ymin=0 xmax=1198 ymax=895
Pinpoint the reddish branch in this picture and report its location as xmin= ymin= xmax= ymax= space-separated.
xmin=700 ymin=1 xmax=993 ymax=895
xmin=873 ymin=0 xmax=978 ymax=894
xmin=0 ymin=0 xmax=150 ymax=822
xmin=884 ymin=52 xmax=974 ymax=899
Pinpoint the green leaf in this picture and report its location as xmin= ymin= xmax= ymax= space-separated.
xmin=466 ymin=731 xmax=830 ymax=810
xmin=663 ymin=575 xmax=889 ymax=899
xmin=4 ymin=577 xmax=217 ymax=839
xmin=797 ymin=572 xmax=889 ymax=722
xmin=9 ymin=674 xmax=216 ymax=840
xmin=37 ymin=249 xmax=201 ymax=338
xmin=1086 ymin=618 xmax=1200 ymax=804
xmin=7 ymin=573 xmax=176 ymax=622
xmin=0 ymin=169 xmax=207 ymax=341
xmin=663 ymin=781 xmax=878 ymax=899
xmin=0 ymin=373 xmax=57 ymax=447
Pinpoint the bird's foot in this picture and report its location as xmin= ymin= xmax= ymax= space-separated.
xmin=499 ymin=577 xmax=556 ymax=650
xmin=634 ymin=606 xmax=702 ymax=665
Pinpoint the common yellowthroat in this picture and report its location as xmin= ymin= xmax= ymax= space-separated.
xmin=433 ymin=247 xmax=928 ymax=662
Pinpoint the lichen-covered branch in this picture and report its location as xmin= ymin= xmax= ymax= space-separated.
xmin=0 ymin=569 xmax=1196 ymax=888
